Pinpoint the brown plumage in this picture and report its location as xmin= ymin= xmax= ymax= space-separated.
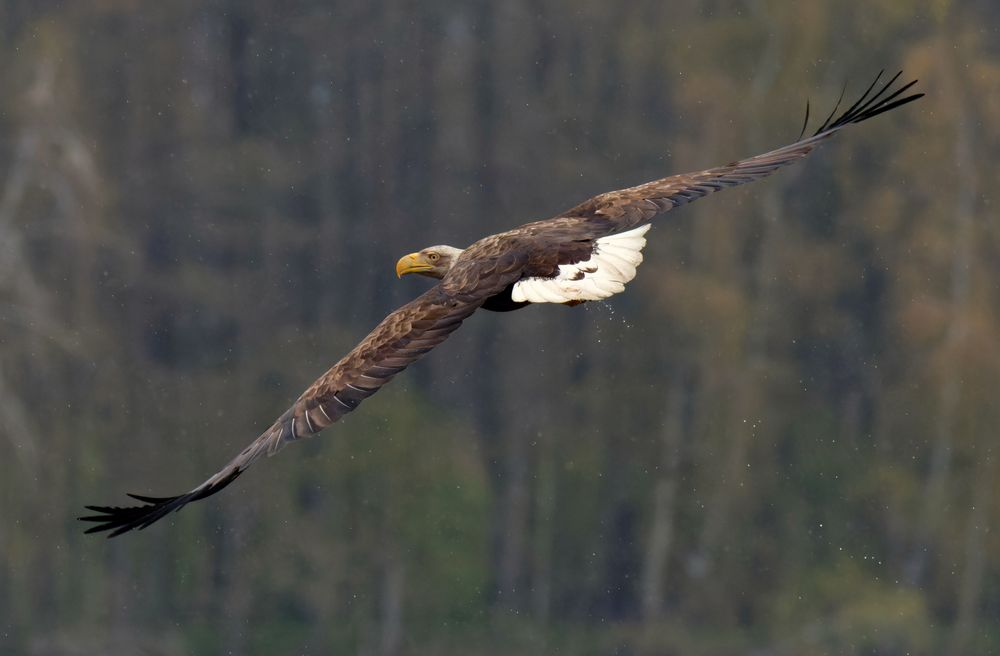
xmin=81 ymin=71 xmax=922 ymax=536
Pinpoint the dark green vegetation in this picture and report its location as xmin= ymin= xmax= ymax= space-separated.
xmin=1 ymin=2 xmax=997 ymax=655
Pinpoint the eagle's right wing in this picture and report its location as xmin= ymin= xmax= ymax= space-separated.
xmin=80 ymin=285 xmax=486 ymax=537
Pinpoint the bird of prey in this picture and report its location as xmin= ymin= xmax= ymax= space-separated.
xmin=81 ymin=71 xmax=922 ymax=537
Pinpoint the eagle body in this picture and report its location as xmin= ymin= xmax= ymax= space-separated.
xmin=480 ymin=285 xmax=529 ymax=312
xmin=82 ymin=71 xmax=923 ymax=537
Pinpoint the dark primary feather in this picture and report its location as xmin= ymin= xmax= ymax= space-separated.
xmin=81 ymin=71 xmax=921 ymax=537
xmin=80 ymin=469 xmax=242 ymax=537
xmin=797 ymin=99 xmax=811 ymax=141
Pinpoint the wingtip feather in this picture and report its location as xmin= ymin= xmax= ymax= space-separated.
xmin=80 ymin=469 xmax=243 ymax=537
xmin=812 ymin=70 xmax=922 ymax=137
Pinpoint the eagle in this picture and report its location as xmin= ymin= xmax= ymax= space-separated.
xmin=81 ymin=71 xmax=922 ymax=536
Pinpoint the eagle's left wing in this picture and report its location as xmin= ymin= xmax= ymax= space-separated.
xmin=555 ymin=71 xmax=920 ymax=234
xmin=504 ymin=71 xmax=922 ymax=306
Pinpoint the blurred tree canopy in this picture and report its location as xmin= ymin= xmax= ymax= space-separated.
xmin=1 ymin=1 xmax=998 ymax=655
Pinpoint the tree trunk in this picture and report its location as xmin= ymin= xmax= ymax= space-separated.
xmin=531 ymin=426 xmax=556 ymax=622
xmin=640 ymin=369 xmax=687 ymax=620
xmin=379 ymin=551 xmax=405 ymax=656
xmin=691 ymin=185 xmax=782 ymax=574
xmin=945 ymin=451 xmax=993 ymax=656
xmin=904 ymin=52 xmax=976 ymax=587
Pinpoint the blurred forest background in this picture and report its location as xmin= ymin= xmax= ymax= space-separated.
xmin=1 ymin=1 xmax=999 ymax=655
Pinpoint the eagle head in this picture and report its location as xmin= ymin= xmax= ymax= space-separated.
xmin=395 ymin=245 xmax=463 ymax=279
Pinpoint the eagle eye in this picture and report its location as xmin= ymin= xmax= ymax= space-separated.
xmin=428 ymin=252 xmax=440 ymax=262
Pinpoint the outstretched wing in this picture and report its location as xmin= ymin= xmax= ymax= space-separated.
xmin=504 ymin=71 xmax=922 ymax=305
xmin=561 ymin=71 xmax=921 ymax=232
xmin=80 ymin=285 xmax=484 ymax=537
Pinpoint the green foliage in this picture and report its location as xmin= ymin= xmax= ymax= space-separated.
xmin=771 ymin=559 xmax=932 ymax=655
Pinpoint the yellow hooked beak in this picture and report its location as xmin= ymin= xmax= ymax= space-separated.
xmin=395 ymin=252 xmax=434 ymax=278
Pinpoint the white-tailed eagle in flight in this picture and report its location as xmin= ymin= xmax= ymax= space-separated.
xmin=81 ymin=71 xmax=922 ymax=536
